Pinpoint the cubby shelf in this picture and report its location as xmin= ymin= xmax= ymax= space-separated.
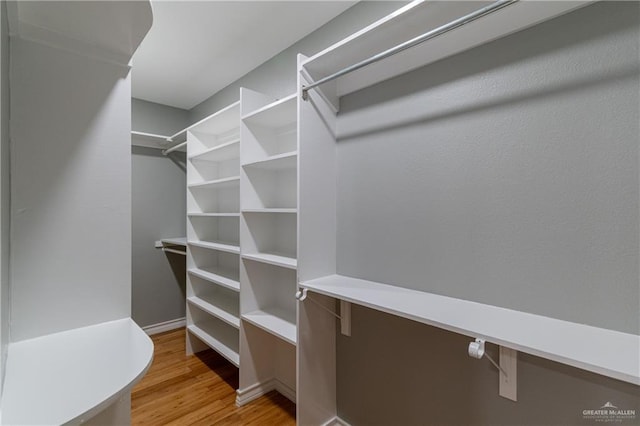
xmin=188 ymin=267 xmax=240 ymax=292
xmin=300 ymin=274 xmax=640 ymax=386
xmin=242 ymin=151 xmax=297 ymax=170
xmin=241 ymin=94 xmax=297 ymax=128
xmin=188 ymin=139 xmax=240 ymax=162
xmin=242 ymin=252 xmax=297 ymax=270
xmin=188 ymin=296 xmax=240 ymax=329
xmin=188 ymin=240 xmax=240 ymax=255
xmin=188 ymin=176 xmax=240 ymax=190
xmin=242 ymin=209 xmax=297 ymax=214
xmin=187 ymin=324 xmax=240 ymax=367
xmin=242 ymin=308 xmax=297 ymax=346
xmin=188 ymin=213 xmax=240 ymax=217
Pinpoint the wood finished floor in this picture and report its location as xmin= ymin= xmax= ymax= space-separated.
xmin=131 ymin=328 xmax=296 ymax=425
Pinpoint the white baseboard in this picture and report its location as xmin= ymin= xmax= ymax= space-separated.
xmin=236 ymin=378 xmax=296 ymax=407
xmin=142 ymin=317 xmax=185 ymax=336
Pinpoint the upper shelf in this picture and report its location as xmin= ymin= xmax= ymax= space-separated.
xmin=301 ymin=0 xmax=592 ymax=103
xmin=1 ymin=318 xmax=153 ymax=425
xmin=171 ymin=101 xmax=240 ymax=142
xmin=300 ymin=274 xmax=640 ymax=386
xmin=242 ymin=93 xmax=297 ymax=128
xmin=189 ymin=139 xmax=240 ymax=162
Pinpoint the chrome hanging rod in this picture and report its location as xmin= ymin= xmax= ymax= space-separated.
xmin=301 ymin=0 xmax=518 ymax=100
xmin=162 ymin=141 xmax=187 ymax=156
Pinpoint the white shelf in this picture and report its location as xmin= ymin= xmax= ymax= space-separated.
xmin=188 ymin=296 xmax=240 ymax=329
xmin=131 ymin=130 xmax=170 ymax=141
xmin=189 ymin=240 xmax=240 ymax=255
xmin=242 ymin=208 xmax=297 ymax=214
xmin=1 ymin=319 xmax=153 ymax=425
xmin=242 ymin=151 xmax=297 ymax=170
xmin=172 ymin=101 xmax=240 ymax=142
xmin=189 ymin=139 xmax=240 ymax=162
xmin=242 ymin=93 xmax=297 ymax=128
xmin=242 ymin=308 xmax=297 ymax=346
xmin=187 ymin=324 xmax=240 ymax=367
xmin=161 ymin=237 xmax=187 ymax=247
xmin=242 ymin=252 xmax=297 ymax=270
xmin=188 ymin=267 xmax=240 ymax=292
xmin=300 ymin=274 xmax=640 ymax=385
xmin=188 ymin=176 xmax=240 ymax=190
xmin=188 ymin=212 xmax=240 ymax=217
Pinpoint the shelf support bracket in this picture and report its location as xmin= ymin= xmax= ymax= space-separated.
xmin=296 ymin=289 xmax=351 ymax=336
xmin=468 ymin=339 xmax=517 ymax=401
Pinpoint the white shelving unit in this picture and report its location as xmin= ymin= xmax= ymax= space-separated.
xmin=237 ymin=88 xmax=299 ymax=406
xmin=185 ymin=101 xmax=242 ymax=366
xmin=296 ymin=1 xmax=636 ymax=425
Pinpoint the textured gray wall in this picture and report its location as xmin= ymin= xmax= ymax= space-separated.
xmin=189 ymin=1 xmax=405 ymax=122
xmin=132 ymin=97 xmax=189 ymax=136
xmin=0 ymin=0 xmax=9 ymax=391
xmin=335 ymin=2 xmax=639 ymax=424
xmin=131 ymin=146 xmax=186 ymax=327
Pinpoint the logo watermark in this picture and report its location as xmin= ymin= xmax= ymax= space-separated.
xmin=583 ymin=402 xmax=636 ymax=423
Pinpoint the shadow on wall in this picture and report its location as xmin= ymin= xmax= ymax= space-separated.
xmin=165 ymin=251 xmax=187 ymax=299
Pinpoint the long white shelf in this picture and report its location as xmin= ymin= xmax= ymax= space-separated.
xmin=242 ymin=151 xmax=297 ymax=170
xmin=187 ymin=324 xmax=240 ymax=367
xmin=242 ymin=93 xmax=297 ymax=128
xmin=171 ymin=101 xmax=240 ymax=142
xmin=242 ymin=208 xmax=297 ymax=214
xmin=242 ymin=308 xmax=297 ymax=346
xmin=188 ymin=296 xmax=240 ymax=329
xmin=188 ymin=139 xmax=240 ymax=162
xmin=300 ymin=274 xmax=640 ymax=385
xmin=188 ymin=240 xmax=240 ymax=255
xmin=188 ymin=268 xmax=240 ymax=292
xmin=161 ymin=237 xmax=187 ymax=247
xmin=242 ymin=252 xmax=297 ymax=270
xmin=188 ymin=212 xmax=240 ymax=218
xmin=131 ymin=130 xmax=170 ymax=141
xmin=188 ymin=176 xmax=240 ymax=190
xmin=1 ymin=318 xmax=153 ymax=425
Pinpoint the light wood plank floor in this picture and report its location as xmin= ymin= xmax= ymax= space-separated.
xmin=131 ymin=328 xmax=296 ymax=425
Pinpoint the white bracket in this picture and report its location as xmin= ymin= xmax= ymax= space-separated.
xmin=296 ymin=289 xmax=351 ymax=336
xmin=468 ymin=339 xmax=517 ymax=401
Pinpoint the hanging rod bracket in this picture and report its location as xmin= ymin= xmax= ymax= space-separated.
xmin=296 ymin=288 xmax=351 ymax=336
xmin=468 ymin=338 xmax=518 ymax=401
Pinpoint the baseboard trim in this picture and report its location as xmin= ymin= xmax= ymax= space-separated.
xmin=236 ymin=378 xmax=296 ymax=407
xmin=142 ymin=318 xmax=186 ymax=336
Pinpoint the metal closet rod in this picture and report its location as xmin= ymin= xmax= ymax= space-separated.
xmin=301 ymin=0 xmax=518 ymax=100
xmin=162 ymin=141 xmax=187 ymax=156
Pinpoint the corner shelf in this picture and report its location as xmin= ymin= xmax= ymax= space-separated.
xmin=188 ymin=296 xmax=240 ymax=329
xmin=301 ymin=274 xmax=640 ymax=386
xmin=187 ymin=324 xmax=240 ymax=367
xmin=188 ymin=267 xmax=240 ymax=292
xmin=242 ymin=308 xmax=297 ymax=346
xmin=188 ymin=176 xmax=240 ymax=190
xmin=188 ymin=240 xmax=240 ymax=255
xmin=242 ymin=252 xmax=297 ymax=270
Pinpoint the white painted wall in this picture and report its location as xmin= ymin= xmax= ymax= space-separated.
xmin=10 ymin=37 xmax=133 ymax=342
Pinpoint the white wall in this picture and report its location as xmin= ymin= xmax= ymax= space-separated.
xmin=132 ymin=98 xmax=189 ymax=136
xmin=10 ymin=37 xmax=133 ymax=342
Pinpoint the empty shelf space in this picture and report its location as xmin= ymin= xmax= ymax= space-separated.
xmin=242 ymin=151 xmax=297 ymax=170
xmin=188 ymin=296 xmax=240 ymax=329
xmin=188 ymin=240 xmax=240 ymax=255
xmin=187 ymin=324 xmax=239 ymax=367
xmin=242 ymin=308 xmax=297 ymax=346
xmin=189 ymin=139 xmax=240 ymax=162
xmin=242 ymin=208 xmax=297 ymax=214
xmin=242 ymin=252 xmax=297 ymax=270
xmin=188 ymin=268 xmax=240 ymax=292
xmin=300 ymin=274 xmax=640 ymax=385
xmin=242 ymin=94 xmax=296 ymax=128
xmin=188 ymin=212 xmax=240 ymax=218
xmin=188 ymin=176 xmax=240 ymax=189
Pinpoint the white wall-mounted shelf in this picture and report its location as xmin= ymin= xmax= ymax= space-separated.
xmin=188 ymin=296 xmax=240 ymax=329
xmin=187 ymin=323 xmax=240 ymax=367
xmin=301 ymin=274 xmax=640 ymax=385
xmin=241 ymin=94 xmax=297 ymax=128
xmin=242 ymin=151 xmax=297 ymax=170
xmin=188 ymin=176 xmax=240 ymax=190
xmin=242 ymin=208 xmax=297 ymax=214
xmin=242 ymin=308 xmax=297 ymax=346
xmin=188 ymin=267 xmax=240 ymax=292
xmin=171 ymin=101 xmax=241 ymax=143
xmin=161 ymin=237 xmax=187 ymax=247
xmin=242 ymin=253 xmax=297 ymax=270
xmin=188 ymin=212 xmax=240 ymax=218
xmin=189 ymin=240 xmax=240 ymax=255
xmin=1 ymin=319 xmax=153 ymax=425
xmin=188 ymin=139 xmax=240 ymax=162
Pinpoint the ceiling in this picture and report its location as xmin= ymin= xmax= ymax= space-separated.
xmin=131 ymin=1 xmax=357 ymax=110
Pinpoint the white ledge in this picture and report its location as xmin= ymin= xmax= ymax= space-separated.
xmin=1 ymin=318 xmax=154 ymax=425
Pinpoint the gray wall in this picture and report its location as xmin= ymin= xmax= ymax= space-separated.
xmin=131 ymin=146 xmax=186 ymax=328
xmin=131 ymin=98 xmax=187 ymax=328
xmin=189 ymin=1 xmax=405 ymax=122
xmin=132 ymin=97 xmax=189 ymax=136
xmin=335 ymin=2 xmax=639 ymax=424
xmin=0 ymin=0 xmax=9 ymax=393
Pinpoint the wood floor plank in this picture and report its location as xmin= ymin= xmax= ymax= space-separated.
xmin=131 ymin=328 xmax=295 ymax=425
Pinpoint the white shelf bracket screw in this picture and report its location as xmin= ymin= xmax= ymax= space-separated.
xmin=468 ymin=339 xmax=517 ymax=401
